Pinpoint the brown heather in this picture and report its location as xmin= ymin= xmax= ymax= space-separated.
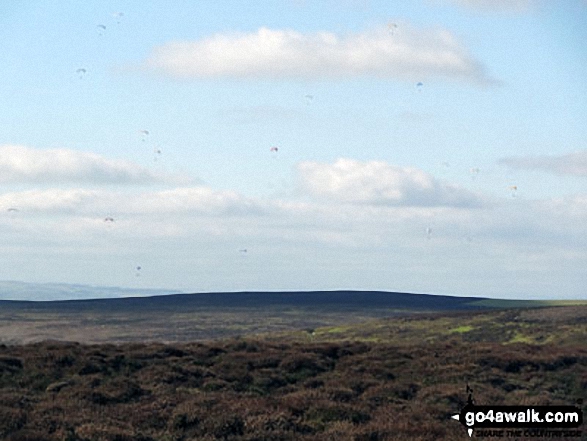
xmin=0 ymin=306 xmax=585 ymax=440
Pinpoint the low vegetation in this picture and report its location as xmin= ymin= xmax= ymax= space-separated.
xmin=0 ymin=306 xmax=585 ymax=440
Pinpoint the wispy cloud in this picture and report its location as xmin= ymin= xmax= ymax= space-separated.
xmin=439 ymin=0 xmax=532 ymax=12
xmin=127 ymin=187 xmax=264 ymax=216
xmin=220 ymin=105 xmax=309 ymax=125
xmin=297 ymin=158 xmax=485 ymax=207
xmin=0 ymin=187 xmax=263 ymax=217
xmin=0 ymin=188 xmax=103 ymax=213
xmin=499 ymin=151 xmax=587 ymax=177
xmin=0 ymin=145 xmax=187 ymax=185
xmin=145 ymin=25 xmax=494 ymax=85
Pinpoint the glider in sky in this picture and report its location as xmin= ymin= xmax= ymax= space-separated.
xmin=112 ymin=12 xmax=124 ymax=24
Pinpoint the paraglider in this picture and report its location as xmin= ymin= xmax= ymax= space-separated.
xmin=7 ymin=208 xmax=18 ymax=212
xmin=416 ymin=82 xmax=423 ymax=92
xmin=96 ymin=24 xmax=106 ymax=35
xmin=139 ymin=130 xmax=150 ymax=142
xmin=153 ymin=146 xmax=162 ymax=161
xmin=104 ymin=217 xmax=114 ymax=222
xmin=388 ymin=22 xmax=398 ymax=35
xmin=135 ymin=266 xmax=142 ymax=277
xmin=470 ymin=167 xmax=480 ymax=180
xmin=112 ymin=12 xmax=124 ymax=24
xmin=304 ymin=94 xmax=314 ymax=105
xmin=76 ymin=68 xmax=87 ymax=79
xmin=270 ymin=146 xmax=279 ymax=153
xmin=426 ymin=226 xmax=432 ymax=240
xmin=508 ymin=185 xmax=518 ymax=198
xmin=239 ymin=249 xmax=248 ymax=254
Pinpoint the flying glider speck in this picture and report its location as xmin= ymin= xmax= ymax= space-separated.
xmin=112 ymin=12 xmax=124 ymax=23
xmin=426 ymin=226 xmax=432 ymax=239
xmin=104 ymin=217 xmax=114 ymax=222
xmin=96 ymin=24 xmax=106 ymax=35
xmin=76 ymin=68 xmax=87 ymax=78
xmin=7 ymin=208 xmax=19 ymax=212
xmin=270 ymin=147 xmax=279 ymax=152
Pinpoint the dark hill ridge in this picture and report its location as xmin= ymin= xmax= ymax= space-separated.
xmin=0 ymin=290 xmax=493 ymax=312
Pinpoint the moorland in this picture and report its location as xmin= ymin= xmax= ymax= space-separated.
xmin=0 ymin=292 xmax=585 ymax=440
xmin=0 ymin=290 xmax=550 ymax=345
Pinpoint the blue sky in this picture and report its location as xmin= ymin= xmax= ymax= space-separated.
xmin=0 ymin=0 xmax=586 ymax=300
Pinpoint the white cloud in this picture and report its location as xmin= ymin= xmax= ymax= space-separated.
xmin=499 ymin=151 xmax=587 ymax=177
xmin=0 ymin=186 xmax=263 ymax=217
xmin=2 ymin=179 xmax=585 ymax=299
xmin=533 ymin=195 xmax=587 ymax=228
xmin=0 ymin=188 xmax=103 ymax=213
xmin=127 ymin=187 xmax=264 ymax=216
xmin=0 ymin=145 xmax=185 ymax=185
xmin=297 ymin=158 xmax=484 ymax=207
xmin=145 ymin=25 xmax=493 ymax=84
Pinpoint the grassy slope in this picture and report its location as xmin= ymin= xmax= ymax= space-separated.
xmin=269 ymin=306 xmax=587 ymax=347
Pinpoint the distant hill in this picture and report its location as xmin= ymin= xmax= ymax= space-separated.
xmin=0 ymin=290 xmax=571 ymax=345
xmin=0 ymin=290 xmax=540 ymax=312
xmin=0 ymin=280 xmax=180 ymax=302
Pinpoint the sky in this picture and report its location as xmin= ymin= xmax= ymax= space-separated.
xmin=0 ymin=0 xmax=586 ymax=300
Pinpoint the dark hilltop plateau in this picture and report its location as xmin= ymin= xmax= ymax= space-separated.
xmin=0 ymin=290 xmax=585 ymax=440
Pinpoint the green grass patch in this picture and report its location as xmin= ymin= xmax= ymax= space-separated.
xmin=448 ymin=325 xmax=474 ymax=334
xmin=326 ymin=327 xmax=349 ymax=334
xmin=470 ymin=299 xmax=587 ymax=309
xmin=469 ymin=299 xmax=544 ymax=308
xmin=505 ymin=332 xmax=534 ymax=344
xmin=534 ymin=300 xmax=587 ymax=306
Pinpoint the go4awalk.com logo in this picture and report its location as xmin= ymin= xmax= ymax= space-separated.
xmin=451 ymin=386 xmax=583 ymax=438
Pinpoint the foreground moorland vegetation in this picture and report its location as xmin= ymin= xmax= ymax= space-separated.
xmin=0 ymin=306 xmax=585 ymax=440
